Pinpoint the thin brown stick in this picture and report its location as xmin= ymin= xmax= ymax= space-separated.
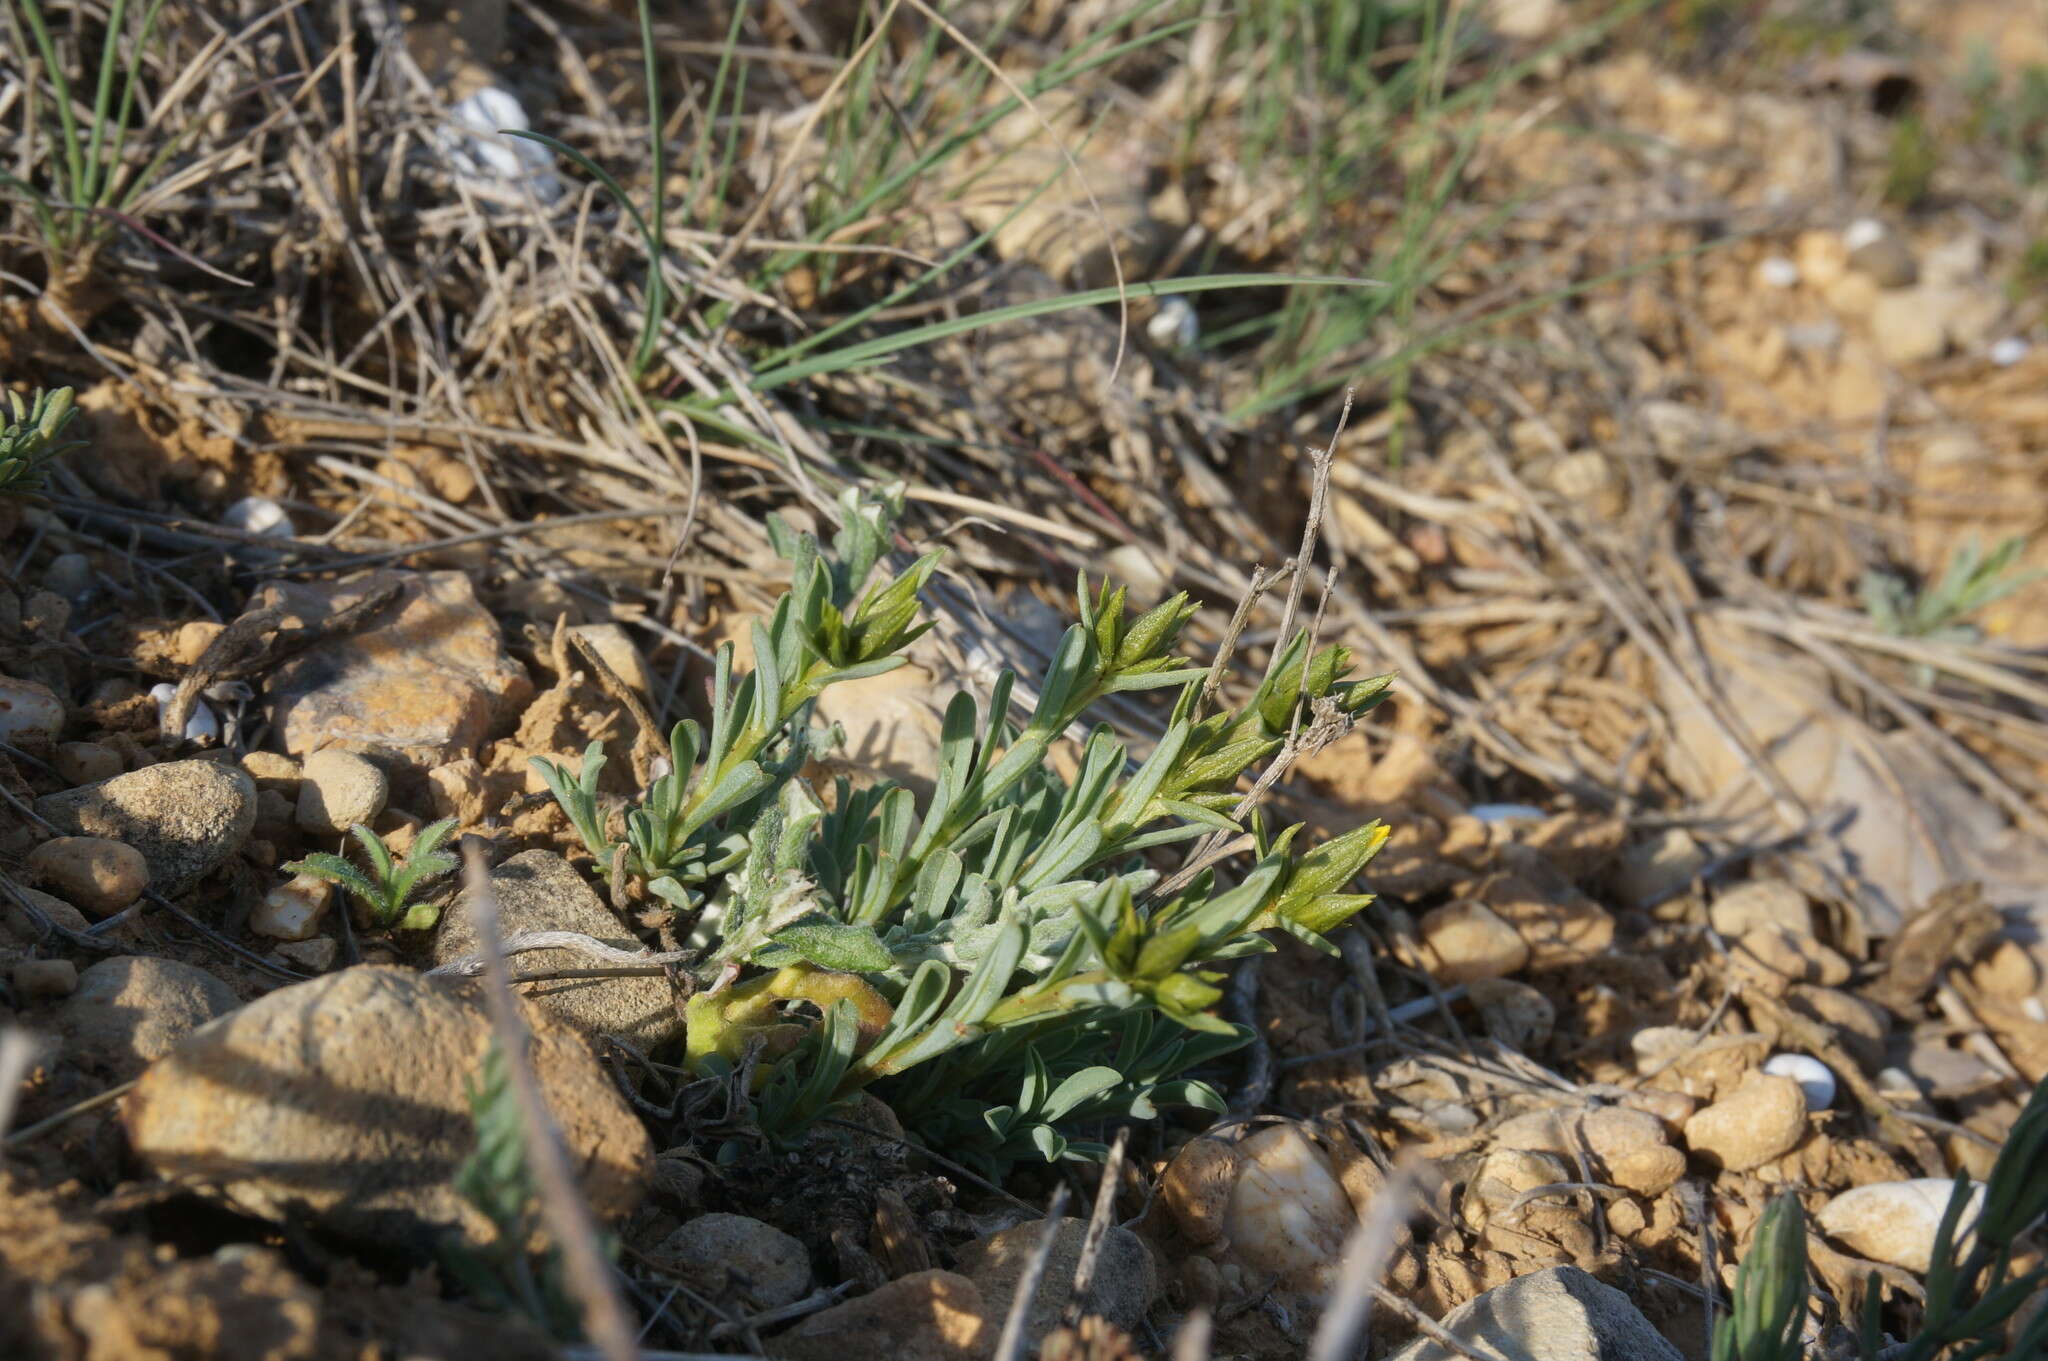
xmin=991 ymin=1184 xmax=1074 ymax=1361
xmin=1064 ymin=1127 xmax=1130 ymax=1326
xmin=3 ymin=1075 xmax=136 ymax=1148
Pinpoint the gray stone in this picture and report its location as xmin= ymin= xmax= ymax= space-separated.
xmin=659 ymin=1213 xmax=812 ymax=1310
xmin=122 ymin=965 xmax=650 ymax=1252
xmin=1 ymin=886 xmax=90 ymax=945
xmin=955 ymin=1217 xmax=1155 ymax=1347
xmin=1390 ymin=1265 xmax=1684 ymax=1361
xmin=432 ymin=850 xmax=681 ymax=1047
xmin=36 ymin=760 xmax=255 ymax=895
xmin=250 ymin=570 xmax=531 ymax=768
xmin=61 ymin=956 xmax=240 ymax=1079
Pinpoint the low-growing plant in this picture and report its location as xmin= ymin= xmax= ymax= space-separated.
xmin=1718 ymin=1071 xmax=2048 ymax=1361
xmin=536 ymin=487 xmax=1393 ymax=1170
xmin=1883 ymin=112 xmax=1938 ymax=209
xmin=284 ymin=818 xmax=460 ymax=931
xmin=442 ymin=1043 xmax=591 ymax=1340
xmin=1861 ymin=536 xmax=2041 ymax=651
xmin=0 ymin=387 xmax=83 ymax=495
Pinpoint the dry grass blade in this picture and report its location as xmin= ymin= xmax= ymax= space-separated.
xmin=459 ymin=842 xmax=642 ymax=1361
xmin=1063 ymin=1127 xmax=1129 ymax=1325
xmin=1171 ymin=1309 xmax=1214 ymax=1361
xmin=1307 ymin=1165 xmax=1427 ymax=1361
xmin=991 ymin=1182 xmax=1073 ymax=1361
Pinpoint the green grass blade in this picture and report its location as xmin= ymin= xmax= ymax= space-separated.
xmin=10 ymin=0 xmax=85 ymax=205
xmin=79 ymin=0 xmax=131 ymax=207
xmin=97 ymin=0 xmax=169 ymax=210
xmin=505 ymin=130 xmax=665 ymax=372
xmin=632 ymin=0 xmax=665 ymax=376
xmin=744 ymin=273 xmax=1377 ymax=392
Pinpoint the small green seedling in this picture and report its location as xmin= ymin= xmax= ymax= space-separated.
xmin=0 ymin=387 xmax=83 ymax=495
xmin=1714 ymin=1194 xmax=1808 ymax=1361
xmin=285 ymin=818 xmax=460 ymax=931
xmin=1862 ymin=535 xmax=2041 ymax=644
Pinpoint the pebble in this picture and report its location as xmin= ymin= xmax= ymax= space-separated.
xmin=123 ymin=965 xmax=649 ymax=1250
xmin=957 ymin=1217 xmax=1154 ymax=1345
xmin=171 ymin=619 xmax=224 ymax=665
xmin=1389 ymin=1265 xmax=1684 ymax=1361
xmin=26 ymin=837 xmax=148 ymax=916
xmin=61 ymin=956 xmax=239 ymax=1079
xmin=652 ymin=1150 xmax=707 ymax=1210
xmin=13 ymin=958 xmax=79 ymax=999
xmin=1616 ymin=828 xmax=1706 ymax=908
xmin=1762 ymin=1053 xmax=1837 ymax=1109
xmin=1481 ymin=874 xmax=1614 ymax=967
xmin=252 ymin=571 xmax=531 ymax=769
xmin=426 ymin=758 xmax=489 ymax=824
xmin=659 ymin=1213 xmax=812 ymax=1311
xmin=1160 ymin=1135 xmax=1241 ymax=1245
xmin=1615 ymin=1088 xmax=1698 ymax=1127
xmin=1708 ymin=879 xmax=1812 ymax=938
xmin=146 ymin=682 xmax=220 ymax=744
xmin=1795 ymin=229 xmax=1849 ymax=289
xmin=53 ymin=741 xmax=122 ymax=787
xmin=1902 ymin=1041 xmax=2000 ymax=1099
xmin=1733 ymin=923 xmax=1853 ymax=988
xmin=295 ymin=749 xmax=390 ymax=836
xmin=1817 ymin=1179 xmax=1982 ymax=1273
xmin=1 ymin=886 xmax=90 ymax=944
xmin=1465 ymin=1146 xmax=1572 ymax=1229
xmin=431 ymin=850 xmax=681 ymax=1047
xmin=1872 ymin=290 xmax=1948 ymax=364
xmin=1845 ymin=221 xmax=1917 ymax=287
xmin=445 ymin=85 xmax=564 ymax=199
xmin=0 ymin=674 xmax=65 ymax=745
xmin=766 ymin=1270 xmax=989 ymax=1361
xmin=37 ymin=760 xmax=257 ymax=896
xmin=252 ymin=789 xmax=295 ymax=839
xmin=23 ymin=589 xmax=70 ymax=636
xmin=42 ymin=552 xmax=95 ymax=604
xmin=1784 ymin=984 xmax=1890 ymax=1072
xmin=1419 ymin=900 xmax=1530 ymax=983
xmin=1469 ymin=803 xmax=1549 ymax=826
xmin=1146 ymin=295 xmax=1199 ymax=348
xmin=1757 ymin=256 xmax=1800 ymax=288
xmin=1491 ymin=1106 xmax=1686 ymax=1196
xmin=1990 ymin=336 xmax=2030 ymax=366
xmin=1682 ymin=1070 xmax=1808 ymax=1171
xmin=1467 ymin=977 xmax=1555 ymax=1052
xmin=251 ymin=874 xmax=334 ymax=942
xmin=275 ymin=936 xmax=337 ymax=972
xmin=1970 ymin=939 xmax=2042 ymax=1006
xmin=1221 ymin=1123 xmax=1356 ymax=1293
xmin=238 ymin=750 xmax=302 ymax=789
xmin=1103 ymin=544 xmax=1170 ymax=605
xmin=221 ymin=496 xmax=295 ymax=538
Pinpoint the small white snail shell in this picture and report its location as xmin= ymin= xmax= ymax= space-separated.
xmin=149 ymin=681 xmax=220 ymax=743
